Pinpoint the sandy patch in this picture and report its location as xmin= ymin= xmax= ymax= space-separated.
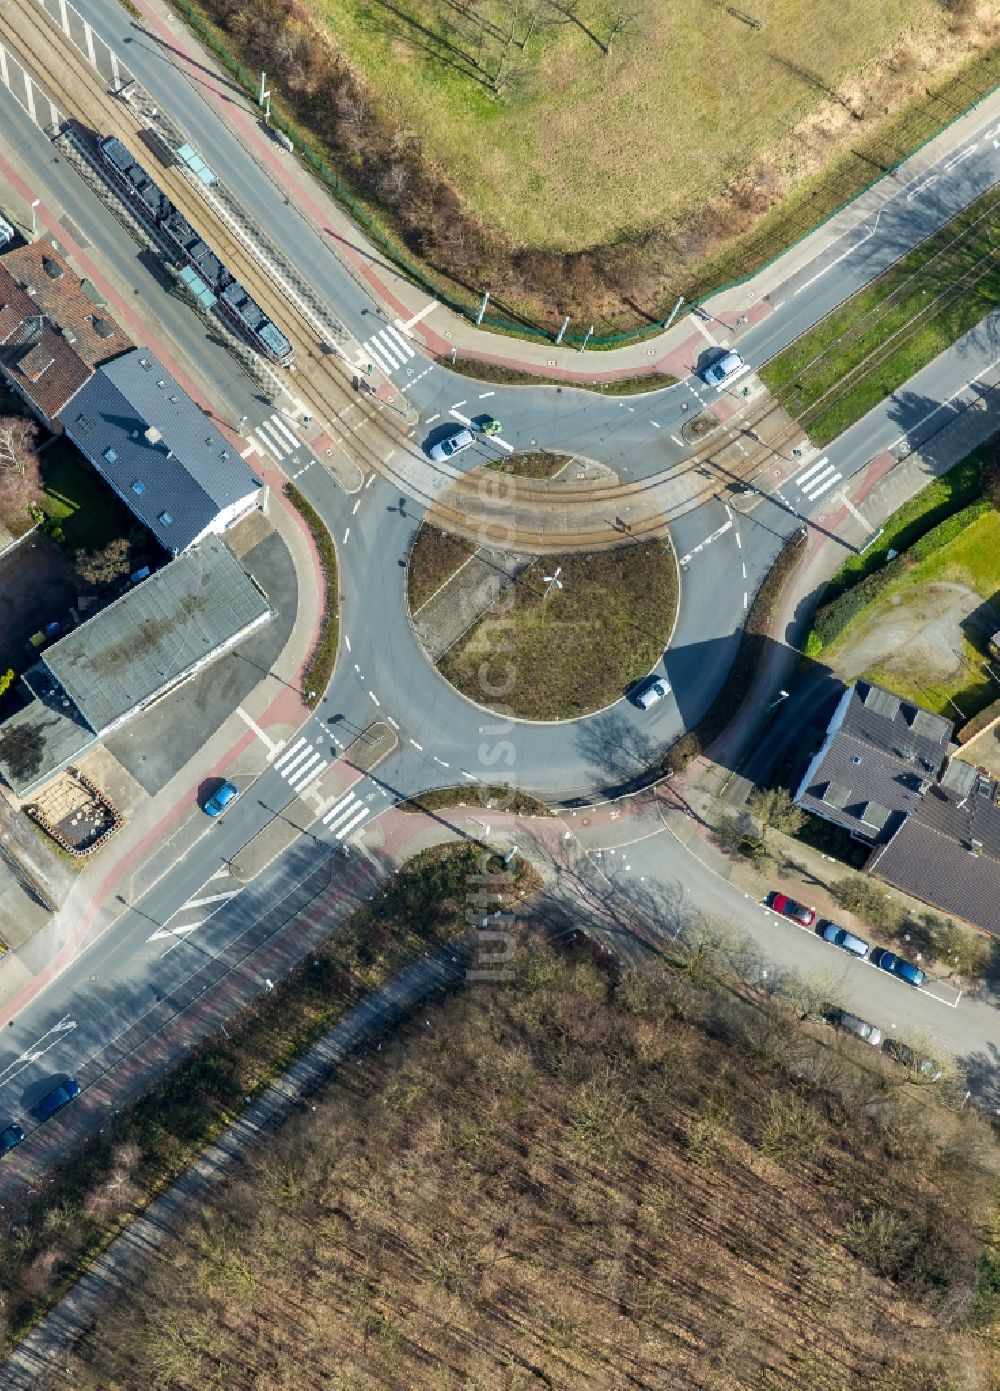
xmin=831 ymin=581 xmax=996 ymax=685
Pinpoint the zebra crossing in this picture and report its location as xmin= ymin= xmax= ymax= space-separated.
xmin=320 ymin=789 xmax=372 ymax=841
xmin=271 ymin=735 xmax=329 ymax=794
xmin=363 ymin=323 xmax=416 ymax=377
xmin=253 ymin=411 xmax=303 ymax=462
xmin=788 ymin=455 xmax=842 ymax=504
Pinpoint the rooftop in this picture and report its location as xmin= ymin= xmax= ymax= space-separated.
xmin=61 ymin=348 xmax=261 ymax=553
xmin=0 ymin=686 xmax=93 ymax=799
xmin=41 ymin=535 xmax=270 ymax=734
xmin=0 ymin=244 xmax=132 ymax=367
xmin=0 ymin=305 xmax=92 ymax=421
xmin=794 ymin=681 xmax=953 ymax=844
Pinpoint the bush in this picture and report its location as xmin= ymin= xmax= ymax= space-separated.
xmin=829 ymin=876 xmax=899 ymax=931
xmin=956 ymin=694 xmax=1000 ymax=745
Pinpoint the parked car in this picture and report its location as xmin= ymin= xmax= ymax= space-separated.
xmin=870 ymin=947 xmax=925 ymax=987
xmin=824 ymin=1008 xmax=881 ymax=1047
xmin=767 ymin=891 xmax=816 ymax=927
xmin=819 ymin=920 xmax=870 ymax=959
xmin=203 ymin=781 xmax=239 ymax=817
xmin=882 ymin=1038 xmax=942 ymax=1081
xmin=428 ymin=426 xmax=475 ymax=462
xmin=0 ymin=1123 xmax=24 ymax=1156
xmin=632 ymin=675 xmax=671 ymax=711
xmin=700 ymin=350 xmax=745 ymax=388
xmin=34 ymin=1078 xmax=80 ymax=1122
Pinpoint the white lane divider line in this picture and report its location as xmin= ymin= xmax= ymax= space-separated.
xmin=671 ymin=434 xmax=684 ymax=446
xmin=479 ymin=390 xmax=495 ymax=398
xmin=410 ymin=739 xmax=423 ymax=751
xmin=343 ymin=527 xmax=350 ymax=543
xmin=352 ymin=499 xmax=360 ymax=514
xmin=369 ymin=691 xmax=381 ymax=706
xmin=678 ymin=517 xmax=733 ymax=567
xmin=433 ymin=755 xmax=450 ymax=767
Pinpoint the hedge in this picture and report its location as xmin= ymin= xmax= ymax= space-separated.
xmin=808 ymin=498 xmax=992 ymax=655
xmin=956 ymin=693 xmax=1000 ymax=746
xmin=284 ymin=483 xmax=339 ymax=708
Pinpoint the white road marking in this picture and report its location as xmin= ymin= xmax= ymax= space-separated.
xmin=352 ymin=499 xmax=360 ymax=514
xmin=906 ymin=174 xmax=938 ymax=203
xmin=734 ymin=531 xmax=742 ymax=549
xmin=451 ymin=400 xmax=467 ymax=409
xmin=186 ymin=890 xmax=238 ymax=909
xmin=433 ymin=755 xmax=450 ymax=767
xmin=335 ymin=805 xmax=371 ymax=840
xmin=678 ymin=517 xmax=733 ymax=566
xmin=236 ymin=705 xmax=281 ymax=756
xmin=365 ymin=472 xmax=377 ymax=487
xmin=426 ymin=413 xmax=440 ymax=424
xmin=792 ymin=456 xmax=830 ymax=488
xmin=743 ymin=592 xmax=748 ymax=609
xmin=794 ymin=209 xmax=882 ymax=296
xmin=387 ymin=716 xmax=400 ymax=730
xmin=272 ymin=735 xmax=308 ymax=769
xmin=479 ymin=390 xmax=495 ymax=398
xmin=369 ymin=691 xmax=381 ymax=706
xmin=345 ymin=635 xmax=351 ymax=652
xmin=410 ymin=739 xmax=423 ymax=750
xmin=671 ymin=434 xmax=684 ymax=446
xmin=741 ymin=562 xmax=747 ymax=579
xmin=689 ymin=314 xmax=718 ymax=345
xmin=343 ymin=527 xmax=350 ymax=543
xmin=399 ymin=299 xmax=439 ymax=330
xmin=944 ymin=144 xmax=977 ymax=171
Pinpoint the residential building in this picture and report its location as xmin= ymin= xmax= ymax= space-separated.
xmin=61 ymin=348 xmax=263 ymax=554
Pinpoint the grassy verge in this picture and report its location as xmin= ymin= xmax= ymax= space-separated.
xmin=761 ymin=189 xmax=1000 ymax=445
xmin=445 ymin=358 xmax=678 ymax=392
xmin=814 ymin=445 xmax=994 ymax=614
xmin=284 ymin=483 xmax=339 ymax=707
xmin=666 ymin=531 xmax=808 ymax=774
xmin=407 ymin=525 xmax=477 ymax=613
xmin=487 ymin=452 xmax=572 ymax=480
xmin=438 ymin=541 xmax=679 ymax=720
xmin=0 ymin=844 xmax=542 ymax=1350
xmin=397 ymin=784 xmax=552 ymax=816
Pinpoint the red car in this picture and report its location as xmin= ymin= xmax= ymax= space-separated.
xmin=767 ymin=891 xmax=815 ymax=927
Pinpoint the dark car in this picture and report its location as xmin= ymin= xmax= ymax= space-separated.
xmin=34 ymin=1078 xmax=80 ymax=1122
xmin=0 ymin=1123 xmax=25 ymax=1155
xmin=870 ymin=947 xmax=925 ymax=987
xmin=819 ymin=920 xmax=869 ymax=958
xmin=767 ymin=891 xmax=816 ymax=927
xmin=882 ymin=1038 xmax=942 ymax=1081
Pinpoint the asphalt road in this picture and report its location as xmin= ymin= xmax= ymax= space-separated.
xmin=1 ymin=0 xmax=1000 ymax=1185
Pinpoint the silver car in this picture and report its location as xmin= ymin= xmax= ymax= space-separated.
xmin=428 ymin=426 xmax=474 ymax=462
xmin=828 ymin=1009 xmax=881 ymax=1047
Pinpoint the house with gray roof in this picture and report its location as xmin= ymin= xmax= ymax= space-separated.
xmin=794 ymin=680 xmax=953 ymax=844
xmin=0 ymin=536 xmax=270 ymax=797
xmin=60 ymin=348 xmax=262 ymax=555
xmin=869 ymin=760 xmax=1000 ymax=936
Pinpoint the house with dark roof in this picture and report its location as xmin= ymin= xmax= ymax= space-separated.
xmin=869 ymin=760 xmax=1000 ymax=936
xmin=60 ymin=348 xmax=263 ymax=554
xmin=794 ymin=681 xmax=953 ymax=845
xmin=0 ymin=244 xmax=132 ymax=367
xmin=0 ymin=273 xmax=93 ymax=428
xmin=0 ymin=536 xmax=271 ymax=797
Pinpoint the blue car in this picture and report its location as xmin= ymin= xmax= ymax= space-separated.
xmin=34 ymin=1078 xmax=80 ymax=1122
xmin=871 ymin=948 xmax=925 ymax=987
xmin=203 ymin=781 xmax=239 ymax=817
xmin=0 ymin=1123 xmax=24 ymax=1155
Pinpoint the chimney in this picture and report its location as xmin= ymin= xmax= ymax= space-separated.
xmin=143 ymin=425 xmax=162 ymax=445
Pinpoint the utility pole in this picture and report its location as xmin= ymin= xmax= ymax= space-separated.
xmin=542 ymin=566 xmax=564 ymax=600
xmin=475 ymin=290 xmax=490 ymax=326
xmin=579 ymin=325 xmax=594 ymax=352
xmin=555 ymin=316 xmax=570 ymax=345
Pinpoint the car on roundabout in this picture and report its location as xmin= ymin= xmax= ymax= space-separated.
xmin=631 ymin=674 xmax=671 ymax=710
xmin=428 ymin=426 xmax=475 ymax=462
xmin=766 ymin=891 xmax=815 ymax=927
xmin=870 ymin=947 xmax=925 ymax=987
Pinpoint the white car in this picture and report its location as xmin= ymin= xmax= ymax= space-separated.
xmin=700 ymin=350 xmax=744 ymax=387
xmin=428 ymin=426 xmax=474 ymax=462
xmin=633 ymin=675 xmax=671 ymax=710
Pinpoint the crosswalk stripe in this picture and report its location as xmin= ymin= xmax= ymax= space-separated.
xmin=293 ymin=758 xmax=329 ymax=792
xmin=384 ymin=325 xmax=415 ymax=358
xmin=273 ymin=735 xmax=308 ymax=770
xmin=258 ymin=418 xmax=295 ymax=455
xmin=186 ymin=891 xmax=239 ymax=909
xmin=335 ymin=806 xmax=370 ymax=840
xmin=322 ymin=791 xmax=357 ymax=827
xmin=805 ymin=469 xmax=842 ymax=501
xmin=324 ymin=799 xmax=364 ymax=834
xmin=365 ymin=336 xmax=398 ymax=374
xmin=254 ymin=426 xmax=285 ymax=460
xmin=793 ymin=456 xmax=829 ymax=487
xmin=373 ymin=330 xmax=407 ymax=368
xmin=267 ymin=413 xmax=300 ymax=448
xmin=277 ymin=745 xmax=316 ymax=779
xmin=286 ymin=750 xmax=322 ymax=787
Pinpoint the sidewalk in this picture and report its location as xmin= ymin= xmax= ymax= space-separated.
xmin=131 ymin=0 xmax=1000 ymax=383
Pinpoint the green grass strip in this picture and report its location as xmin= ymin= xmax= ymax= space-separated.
xmin=284 ymin=483 xmax=338 ymax=707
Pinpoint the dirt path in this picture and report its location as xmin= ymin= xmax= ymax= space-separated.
xmin=831 ymin=580 xmax=992 ymax=685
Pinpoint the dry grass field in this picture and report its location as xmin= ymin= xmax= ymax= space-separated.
xmin=309 ymin=0 xmax=994 ymax=252
xmin=53 ymin=941 xmax=1000 ymax=1390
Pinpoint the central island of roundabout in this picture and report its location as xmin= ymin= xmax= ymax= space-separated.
xmin=406 ymin=453 xmax=680 ymax=722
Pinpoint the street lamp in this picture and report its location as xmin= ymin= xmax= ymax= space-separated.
xmin=30 ymin=199 xmax=40 ymax=238
xmin=766 ymin=689 xmax=790 ymax=711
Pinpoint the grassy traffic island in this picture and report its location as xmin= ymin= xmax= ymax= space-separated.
xmin=411 ymin=527 xmax=679 ymax=720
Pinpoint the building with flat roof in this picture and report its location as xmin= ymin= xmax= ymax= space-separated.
xmin=0 ymin=536 xmax=270 ymax=797
xmin=61 ymin=348 xmax=262 ymax=554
